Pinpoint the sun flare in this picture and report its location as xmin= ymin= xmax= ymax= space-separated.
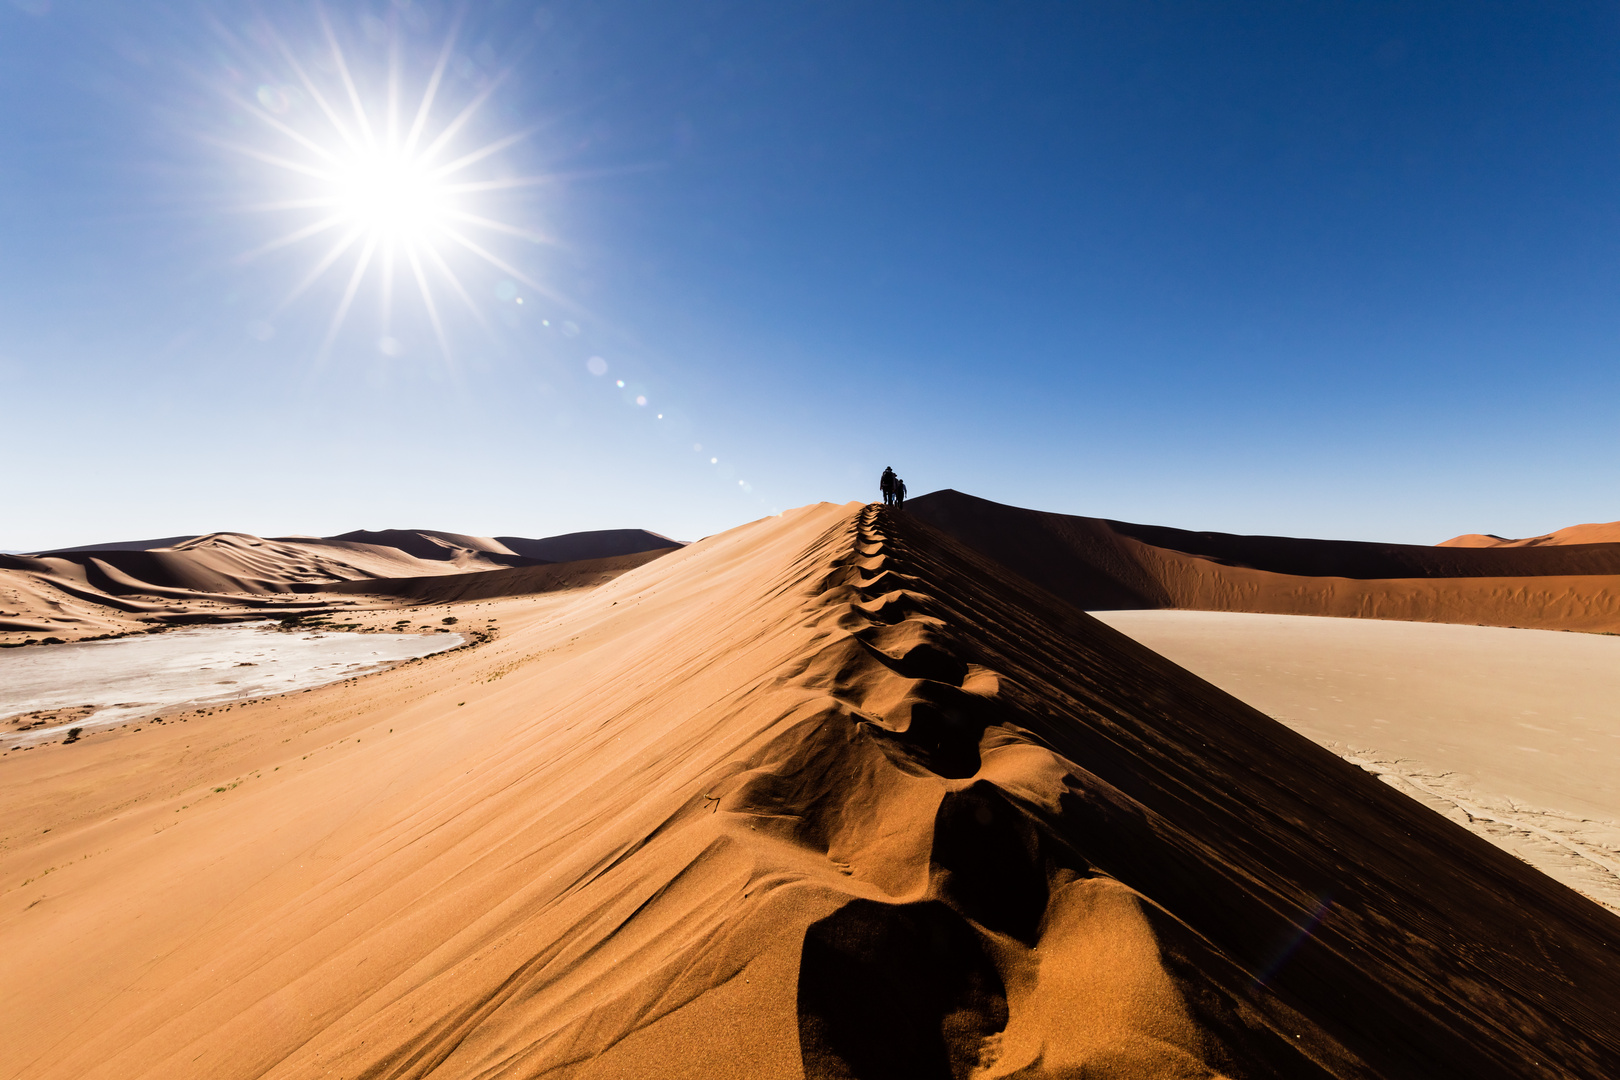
xmin=226 ymin=12 xmax=554 ymax=360
xmin=331 ymin=149 xmax=449 ymax=243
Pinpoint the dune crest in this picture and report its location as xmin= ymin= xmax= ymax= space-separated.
xmin=3 ymin=502 xmax=1616 ymax=1078
xmin=495 ymin=529 xmax=681 ymax=563
xmin=1440 ymin=520 xmax=1620 ymax=548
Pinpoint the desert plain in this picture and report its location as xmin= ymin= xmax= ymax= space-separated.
xmin=1 ymin=494 xmax=1618 ymax=1078
xmin=1092 ymin=610 xmax=1620 ymax=913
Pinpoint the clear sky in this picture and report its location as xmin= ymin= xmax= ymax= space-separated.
xmin=3 ymin=1 xmax=1618 ymax=550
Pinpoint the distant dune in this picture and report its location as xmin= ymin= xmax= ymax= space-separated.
xmin=34 ymin=534 xmax=201 ymax=554
xmin=495 ymin=528 xmax=682 ymax=563
xmin=908 ymin=489 xmax=1620 ymax=632
xmin=0 ymin=527 xmax=684 ymax=641
xmin=319 ymin=529 xmax=530 ymax=563
xmin=1440 ymin=520 xmax=1620 ymax=547
xmin=2 ymin=502 xmax=1615 ymax=1078
xmin=326 ymin=549 xmax=673 ymax=604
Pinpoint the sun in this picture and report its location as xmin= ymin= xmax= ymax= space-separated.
xmin=224 ymin=10 xmax=555 ymax=360
xmin=331 ymin=147 xmax=449 ymax=244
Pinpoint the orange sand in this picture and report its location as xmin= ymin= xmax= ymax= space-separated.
xmin=2 ymin=503 xmax=1617 ymax=1078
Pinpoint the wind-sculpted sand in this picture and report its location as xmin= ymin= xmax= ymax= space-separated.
xmin=0 ymin=528 xmax=682 ymax=642
xmin=2 ymin=503 xmax=1617 ymax=1078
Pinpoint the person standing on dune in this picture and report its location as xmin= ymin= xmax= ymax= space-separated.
xmin=880 ymin=466 xmax=897 ymax=507
xmin=895 ymin=477 xmax=906 ymax=510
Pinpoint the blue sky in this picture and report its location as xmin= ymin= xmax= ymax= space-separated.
xmin=3 ymin=1 xmax=1619 ymax=549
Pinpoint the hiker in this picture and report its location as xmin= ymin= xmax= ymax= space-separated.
xmin=894 ymin=477 xmax=907 ymax=510
xmin=880 ymin=466 xmax=897 ymax=507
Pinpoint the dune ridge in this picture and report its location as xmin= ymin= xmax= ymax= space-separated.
xmin=495 ymin=528 xmax=682 ymax=563
xmin=319 ymin=529 xmax=530 ymax=563
xmin=909 ymin=489 xmax=1620 ymax=631
xmin=0 ymin=528 xmax=682 ymax=641
xmin=1441 ymin=520 xmax=1620 ymax=548
xmin=2 ymin=502 xmax=1616 ymax=1078
xmin=33 ymin=535 xmax=201 ymax=554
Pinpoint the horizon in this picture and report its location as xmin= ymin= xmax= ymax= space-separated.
xmin=5 ymin=2 xmax=1619 ymax=550
xmin=10 ymin=484 xmax=1617 ymax=559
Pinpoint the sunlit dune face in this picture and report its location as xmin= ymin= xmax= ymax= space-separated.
xmin=331 ymin=149 xmax=449 ymax=244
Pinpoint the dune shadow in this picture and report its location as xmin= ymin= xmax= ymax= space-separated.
xmin=797 ymin=899 xmax=1007 ymax=1080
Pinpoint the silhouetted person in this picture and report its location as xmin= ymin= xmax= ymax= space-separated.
xmin=880 ymin=466 xmax=897 ymax=507
xmin=895 ymin=478 xmax=907 ymax=510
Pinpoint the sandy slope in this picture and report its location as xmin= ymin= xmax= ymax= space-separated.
xmin=1441 ymin=520 xmax=1620 ymax=548
xmin=2 ymin=502 xmax=1616 ymax=1079
xmin=910 ymin=489 xmax=1620 ymax=632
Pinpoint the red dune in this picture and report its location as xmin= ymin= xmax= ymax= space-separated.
xmin=1 ymin=502 xmax=1616 ymax=1078
xmin=908 ymin=489 xmax=1620 ymax=632
xmin=1440 ymin=520 xmax=1620 ymax=548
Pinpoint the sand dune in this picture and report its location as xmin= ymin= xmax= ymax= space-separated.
xmin=0 ymin=528 xmax=682 ymax=642
xmin=2 ymin=502 xmax=1615 ymax=1078
xmin=319 ymin=529 xmax=530 ymax=564
xmin=909 ymin=489 xmax=1620 ymax=631
xmin=327 ymin=549 xmax=673 ymax=604
xmin=8 ymin=531 xmax=524 ymax=602
xmin=0 ymin=533 xmax=512 ymax=641
xmin=1441 ymin=520 xmax=1620 ymax=548
xmin=495 ymin=528 xmax=683 ymax=563
xmin=34 ymin=534 xmax=201 ymax=554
